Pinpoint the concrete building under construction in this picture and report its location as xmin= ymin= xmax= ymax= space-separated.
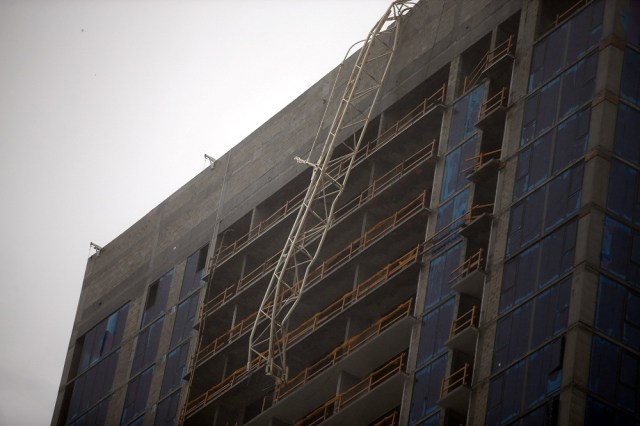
xmin=52 ymin=0 xmax=640 ymax=424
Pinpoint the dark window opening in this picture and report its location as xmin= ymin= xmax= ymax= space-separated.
xmin=142 ymin=269 xmax=174 ymax=327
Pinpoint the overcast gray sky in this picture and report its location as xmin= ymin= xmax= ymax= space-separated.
xmin=0 ymin=0 xmax=396 ymax=424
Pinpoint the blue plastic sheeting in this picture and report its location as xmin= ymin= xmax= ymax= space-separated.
xmin=67 ymin=351 xmax=120 ymax=423
xmin=508 ymin=164 xmax=583 ymax=256
xmin=448 ymin=85 xmax=484 ymax=149
xmin=588 ymin=336 xmax=640 ymax=416
xmin=142 ymin=269 xmax=174 ymax=327
xmin=180 ymin=245 xmax=208 ymax=300
xmin=131 ymin=317 xmax=164 ymax=376
xmin=155 ymin=391 xmax=181 ymax=426
xmin=621 ymin=48 xmax=640 ymax=107
xmin=416 ymin=298 xmax=454 ymax=367
xmin=68 ymin=397 xmax=110 ymax=426
xmin=160 ymin=343 xmax=190 ymax=398
xmin=529 ymin=0 xmax=603 ymax=92
xmin=614 ymin=104 xmax=640 ymax=166
xmin=486 ymin=339 xmax=562 ymax=425
xmin=493 ymin=277 xmax=570 ymax=373
xmin=624 ymin=0 xmax=640 ymax=47
xmin=77 ymin=303 xmax=129 ymax=374
xmin=522 ymin=53 xmax=597 ymax=146
xmin=607 ymin=160 xmax=640 ymax=226
xmin=409 ymin=354 xmax=447 ymax=424
xmin=441 ymin=135 xmax=478 ymax=202
xmin=121 ymin=367 xmax=154 ymax=425
xmin=424 ymin=242 xmax=462 ymax=310
xmin=170 ymin=292 xmax=199 ymax=349
xmin=514 ymin=132 xmax=553 ymax=200
xmin=552 ymin=108 xmax=589 ymax=174
xmin=584 ymin=397 xmax=640 ymax=426
xmin=435 ymin=188 xmax=470 ymax=234
xmin=594 ymin=275 xmax=640 ymax=351
xmin=601 ymin=216 xmax=640 ymax=285
xmin=501 ymin=221 xmax=577 ymax=313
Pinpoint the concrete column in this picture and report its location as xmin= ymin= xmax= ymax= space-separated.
xmin=468 ymin=0 xmax=541 ymax=424
xmin=559 ymin=1 xmax=628 ymax=423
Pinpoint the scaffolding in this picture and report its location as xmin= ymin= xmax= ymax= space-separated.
xmin=248 ymin=0 xmax=418 ymax=382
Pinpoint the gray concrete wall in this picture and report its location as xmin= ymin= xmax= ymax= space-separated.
xmin=52 ymin=1 xmax=535 ymax=424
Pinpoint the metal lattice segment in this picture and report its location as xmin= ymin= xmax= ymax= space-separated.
xmin=248 ymin=1 xmax=417 ymax=382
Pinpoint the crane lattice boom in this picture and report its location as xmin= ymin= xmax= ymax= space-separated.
xmin=248 ymin=0 xmax=417 ymax=382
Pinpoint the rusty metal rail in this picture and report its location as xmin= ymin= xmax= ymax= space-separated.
xmin=295 ymin=352 xmax=407 ymax=426
xmin=450 ymin=249 xmax=484 ymax=283
xmin=371 ymin=409 xmax=400 ymax=426
xmin=185 ymin=301 xmax=412 ymax=419
xmin=547 ymin=0 xmax=593 ymax=31
xmin=450 ymin=305 xmax=478 ymax=338
xmin=195 ymin=243 xmax=421 ymax=365
xmin=463 ymin=35 xmax=515 ymax=93
xmin=332 ymin=140 xmax=436 ymax=225
xmin=183 ymin=192 xmax=427 ymax=416
xmin=463 ymin=148 xmax=502 ymax=175
xmin=462 ymin=203 xmax=494 ymax=224
xmin=276 ymin=300 xmax=412 ymax=402
xmin=210 ymin=84 xmax=445 ymax=269
xmin=440 ymin=363 xmax=471 ymax=397
xmin=198 ymin=191 xmax=428 ymax=322
xmin=478 ymin=87 xmax=508 ymax=121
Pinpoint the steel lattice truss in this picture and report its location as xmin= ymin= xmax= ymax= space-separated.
xmin=248 ymin=0 xmax=417 ymax=382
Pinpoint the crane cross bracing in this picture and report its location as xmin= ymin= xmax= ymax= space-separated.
xmin=248 ymin=0 xmax=418 ymax=383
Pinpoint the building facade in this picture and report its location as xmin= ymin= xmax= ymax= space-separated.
xmin=52 ymin=0 xmax=640 ymax=425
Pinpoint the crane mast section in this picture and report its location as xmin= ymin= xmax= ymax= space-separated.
xmin=248 ymin=1 xmax=416 ymax=383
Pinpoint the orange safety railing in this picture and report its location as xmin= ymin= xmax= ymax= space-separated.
xmin=478 ymin=87 xmax=508 ymax=122
xmin=183 ymin=352 xmax=264 ymax=417
xmin=209 ymin=84 xmax=445 ymax=270
xmin=276 ymin=300 xmax=412 ymax=402
xmin=450 ymin=249 xmax=484 ymax=283
xmin=463 ymin=148 xmax=502 ymax=175
xmin=212 ymin=190 xmax=306 ymax=268
xmin=371 ymin=409 xmax=400 ymax=426
xmin=195 ymin=244 xmax=421 ymax=364
xmin=184 ymin=302 xmax=411 ymax=419
xmin=332 ymin=141 xmax=436 ymax=225
xmin=380 ymin=84 xmax=446 ymax=139
xmin=283 ymin=248 xmax=420 ymax=346
xmin=462 ymin=203 xmax=494 ymax=224
xmin=295 ymin=352 xmax=407 ymax=426
xmin=197 ymin=191 xmax=428 ymax=323
xmin=440 ymin=363 xmax=471 ymax=397
xmin=450 ymin=305 xmax=478 ymax=338
xmin=195 ymin=308 xmax=266 ymax=363
xmin=463 ymin=35 xmax=515 ymax=93
xmin=486 ymin=35 xmax=515 ymax=70
xmin=547 ymin=0 xmax=593 ymax=32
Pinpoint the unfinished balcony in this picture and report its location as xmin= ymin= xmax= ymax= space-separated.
xmin=480 ymin=35 xmax=516 ymax=86
xmin=465 ymin=149 xmax=502 ymax=183
xmin=244 ymin=302 xmax=414 ymax=425
xmin=475 ymin=87 xmax=508 ymax=130
xmin=196 ymin=191 xmax=430 ymax=328
xmin=445 ymin=305 xmax=479 ymax=355
xmin=438 ymin=363 xmax=472 ymax=415
xmin=204 ymin=84 xmax=445 ymax=274
xmin=294 ymin=352 xmax=407 ymax=426
xmin=371 ymin=408 xmax=400 ymax=426
xmin=450 ymin=249 xmax=485 ymax=299
xmin=459 ymin=204 xmax=493 ymax=245
xmin=461 ymin=34 xmax=515 ymax=95
xmin=193 ymin=245 xmax=423 ymax=371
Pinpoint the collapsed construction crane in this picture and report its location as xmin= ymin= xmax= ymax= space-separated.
xmin=248 ymin=0 xmax=418 ymax=383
